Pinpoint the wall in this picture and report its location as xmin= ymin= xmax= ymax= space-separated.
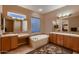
xmin=43 ymin=5 xmax=79 ymax=34
xmin=0 ymin=5 xmax=2 ymax=33
xmin=2 ymin=5 xmax=79 ymax=34
xmin=43 ymin=9 xmax=59 ymax=33
xmin=2 ymin=5 xmax=45 ymax=34
xmin=63 ymin=15 xmax=79 ymax=32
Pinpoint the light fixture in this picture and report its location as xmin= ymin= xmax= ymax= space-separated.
xmin=38 ymin=8 xmax=43 ymax=12
xmin=57 ymin=12 xmax=72 ymax=18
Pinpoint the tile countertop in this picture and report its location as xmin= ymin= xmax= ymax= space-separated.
xmin=50 ymin=32 xmax=79 ymax=37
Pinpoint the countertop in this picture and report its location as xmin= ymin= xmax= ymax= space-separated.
xmin=50 ymin=32 xmax=79 ymax=37
xmin=18 ymin=33 xmax=29 ymax=37
xmin=0 ymin=33 xmax=30 ymax=37
xmin=1 ymin=34 xmax=18 ymax=37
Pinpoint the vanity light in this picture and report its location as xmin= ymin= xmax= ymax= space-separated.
xmin=63 ymin=13 xmax=71 ymax=17
xmin=58 ymin=12 xmax=72 ymax=18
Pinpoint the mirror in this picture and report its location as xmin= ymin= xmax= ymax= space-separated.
xmin=4 ymin=12 xmax=28 ymax=33
xmin=52 ymin=19 xmax=69 ymax=32
xmin=5 ymin=18 xmax=28 ymax=33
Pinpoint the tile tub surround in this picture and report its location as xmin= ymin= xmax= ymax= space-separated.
xmin=27 ymin=43 xmax=77 ymax=54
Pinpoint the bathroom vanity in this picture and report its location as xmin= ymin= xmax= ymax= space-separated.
xmin=0 ymin=37 xmax=1 ymax=53
xmin=49 ymin=32 xmax=79 ymax=52
xmin=1 ymin=34 xmax=18 ymax=52
xmin=0 ymin=33 xmax=30 ymax=53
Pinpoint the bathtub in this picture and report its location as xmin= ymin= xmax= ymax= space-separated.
xmin=30 ymin=34 xmax=49 ymax=49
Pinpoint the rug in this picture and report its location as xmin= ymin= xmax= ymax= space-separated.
xmin=27 ymin=43 xmax=73 ymax=54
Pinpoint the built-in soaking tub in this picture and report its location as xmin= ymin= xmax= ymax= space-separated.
xmin=30 ymin=34 xmax=49 ymax=49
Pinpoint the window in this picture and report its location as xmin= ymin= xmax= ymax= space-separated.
xmin=31 ymin=17 xmax=40 ymax=33
xmin=22 ymin=20 xmax=27 ymax=32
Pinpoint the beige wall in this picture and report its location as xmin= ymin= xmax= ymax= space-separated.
xmin=43 ymin=14 xmax=79 ymax=33
xmin=43 ymin=6 xmax=79 ymax=34
xmin=63 ymin=15 xmax=79 ymax=32
xmin=43 ymin=10 xmax=58 ymax=33
xmin=2 ymin=5 xmax=45 ymax=34
xmin=3 ymin=5 xmax=79 ymax=34
xmin=0 ymin=5 xmax=2 ymax=32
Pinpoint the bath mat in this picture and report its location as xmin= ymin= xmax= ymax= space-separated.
xmin=27 ymin=43 xmax=73 ymax=54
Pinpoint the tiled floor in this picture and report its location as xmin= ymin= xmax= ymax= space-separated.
xmin=27 ymin=43 xmax=74 ymax=54
xmin=7 ymin=45 xmax=35 ymax=54
xmin=6 ymin=44 xmax=78 ymax=54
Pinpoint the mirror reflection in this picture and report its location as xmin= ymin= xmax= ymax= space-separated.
xmin=3 ymin=12 xmax=28 ymax=33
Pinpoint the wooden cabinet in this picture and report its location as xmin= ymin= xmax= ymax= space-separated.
xmin=53 ymin=34 xmax=57 ymax=44
xmin=63 ymin=35 xmax=79 ymax=52
xmin=49 ymin=34 xmax=63 ymax=45
xmin=63 ymin=35 xmax=72 ymax=49
xmin=70 ymin=37 xmax=79 ymax=52
xmin=0 ymin=34 xmax=29 ymax=53
xmin=1 ymin=37 xmax=11 ymax=52
xmin=49 ymin=34 xmax=53 ymax=42
xmin=49 ymin=34 xmax=57 ymax=44
xmin=49 ymin=33 xmax=79 ymax=52
xmin=10 ymin=36 xmax=18 ymax=49
xmin=0 ymin=38 xmax=1 ymax=52
xmin=1 ymin=35 xmax=18 ymax=52
xmin=57 ymin=34 xmax=63 ymax=46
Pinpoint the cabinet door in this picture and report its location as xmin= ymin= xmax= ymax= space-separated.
xmin=64 ymin=35 xmax=79 ymax=52
xmin=64 ymin=36 xmax=73 ymax=49
xmin=57 ymin=34 xmax=63 ymax=46
xmin=49 ymin=34 xmax=57 ymax=43
xmin=52 ymin=34 xmax=57 ymax=44
xmin=11 ymin=36 xmax=18 ymax=49
xmin=70 ymin=37 xmax=79 ymax=52
xmin=0 ymin=38 xmax=1 ymax=52
xmin=49 ymin=34 xmax=53 ymax=42
xmin=1 ymin=37 xmax=11 ymax=52
xmin=63 ymin=35 xmax=72 ymax=48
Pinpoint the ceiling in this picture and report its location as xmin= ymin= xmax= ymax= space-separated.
xmin=19 ymin=5 xmax=66 ymax=14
